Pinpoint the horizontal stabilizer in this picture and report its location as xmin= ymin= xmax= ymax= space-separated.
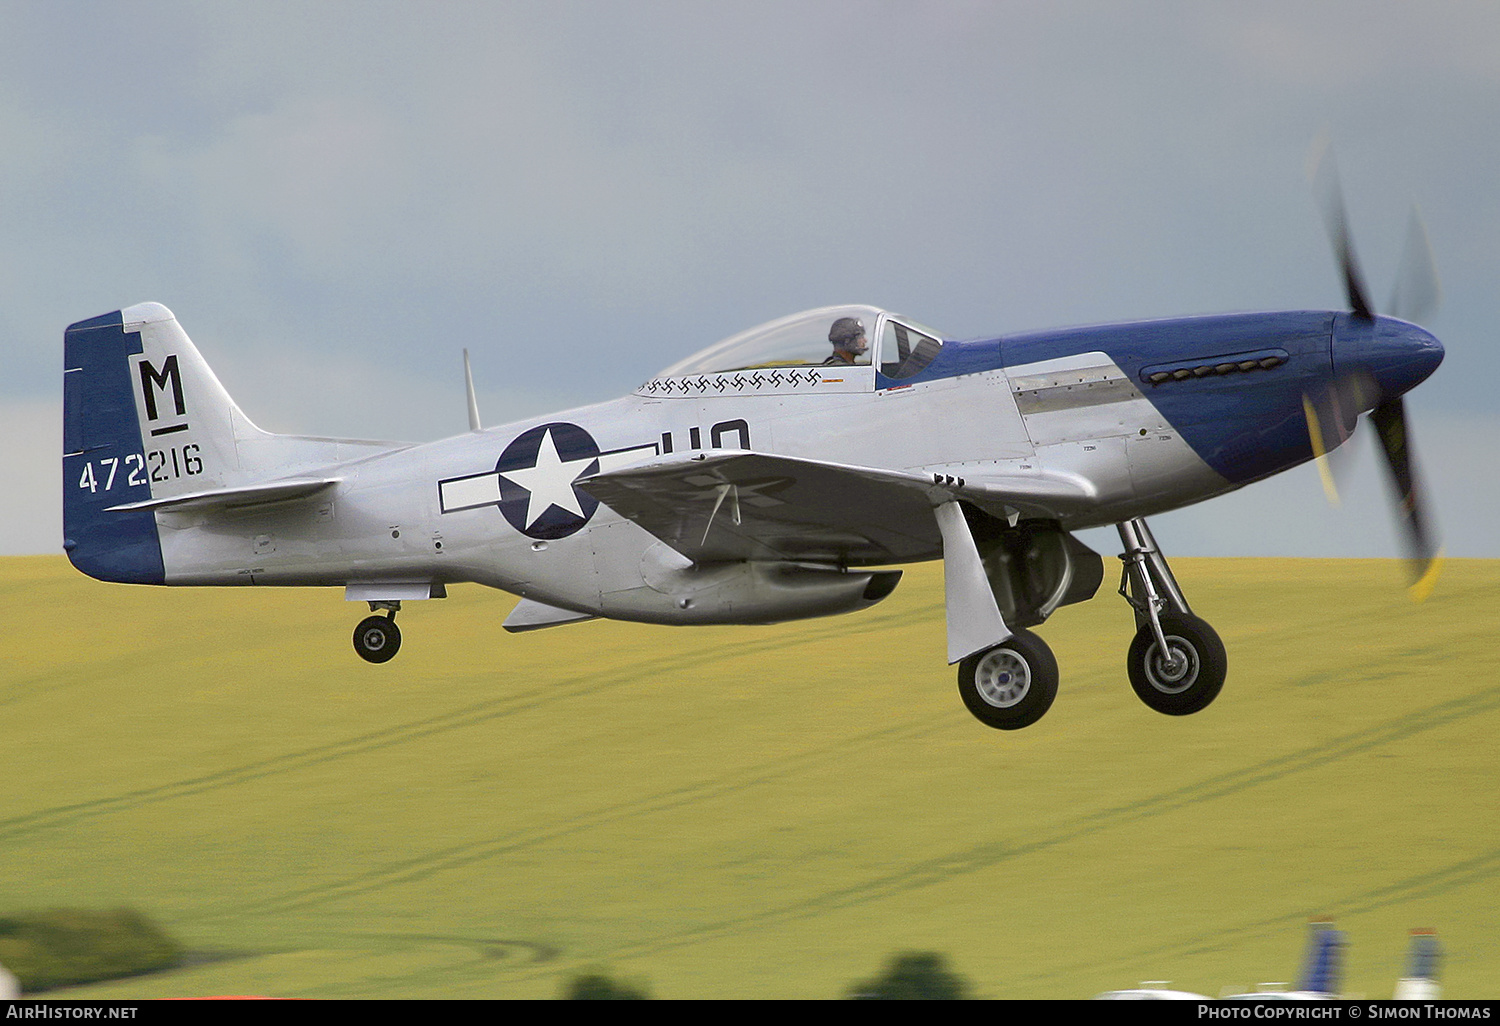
xmin=107 ymin=477 xmax=340 ymax=513
xmin=503 ymin=598 xmax=598 ymax=633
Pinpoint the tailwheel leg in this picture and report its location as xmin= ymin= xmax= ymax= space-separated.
xmin=1116 ymin=518 xmax=1225 ymax=715
xmin=353 ymin=601 xmax=402 ymax=664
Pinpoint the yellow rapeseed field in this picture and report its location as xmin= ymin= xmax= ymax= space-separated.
xmin=1 ymin=554 xmax=1496 ymax=999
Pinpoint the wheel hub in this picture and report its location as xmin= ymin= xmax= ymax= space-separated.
xmin=1146 ymin=637 xmax=1199 ymax=693
xmin=974 ymin=648 xmax=1032 ymax=708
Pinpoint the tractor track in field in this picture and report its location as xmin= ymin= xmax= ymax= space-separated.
xmin=301 ymin=846 xmax=1500 ymax=999
xmin=9 ymin=556 xmax=1497 ymax=995
xmin=243 ymin=679 xmax=1500 ymax=996
xmin=209 ymin=681 xmax=1500 ymax=968
xmin=200 ymin=710 xmax=954 ymax=918
xmin=0 ymin=603 xmax=934 ymax=843
xmin=549 ymin=683 xmax=1500 ymax=967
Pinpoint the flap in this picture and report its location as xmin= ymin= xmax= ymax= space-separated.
xmin=578 ymin=450 xmax=946 ymax=564
xmin=579 ymin=450 xmax=1097 ymax=566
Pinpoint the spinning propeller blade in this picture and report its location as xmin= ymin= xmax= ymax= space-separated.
xmin=1310 ymin=141 xmax=1376 ymax=322
xmin=1389 ymin=206 xmax=1442 ymax=326
xmin=1302 ymin=371 xmax=1377 ymax=505
xmin=1305 ymin=142 xmax=1442 ymax=598
xmin=1370 ymin=397 xmax=1442 ymax=599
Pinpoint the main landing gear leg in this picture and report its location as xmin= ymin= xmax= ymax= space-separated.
xmin=353 ymin=601 xmax=402 ymax=664
xmin=1116 ymin=518 xmax=1225 ymax=715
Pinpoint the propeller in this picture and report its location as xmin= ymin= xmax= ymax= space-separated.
xmin=1306 ymin=142 xmax=1443 ymax=600
xmin=1310 ymin=142 xmax=1377 ymax=323
xmin=1389 ymin=205 xmax=1442 ymax=325
xmin=1301 ymin=369 xmax=1376 ymax=504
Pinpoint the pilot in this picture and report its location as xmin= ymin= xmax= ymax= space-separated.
xmin=824 ymin=316 xmax=869 ymax=365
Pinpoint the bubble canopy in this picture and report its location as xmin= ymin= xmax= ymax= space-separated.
xmin=656 ymin=305 xmax=944 ymax=379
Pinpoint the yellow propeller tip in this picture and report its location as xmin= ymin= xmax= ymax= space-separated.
xmin=1303 ymin=397 xmax=1341 ymax=506
xmin=1409 ymin=551 xmax=1445 ymax=603
xmin=1317 ymin=461 xmax=1341 ymax=507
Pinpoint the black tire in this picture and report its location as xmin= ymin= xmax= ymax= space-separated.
xmin=957 ymin=629 xmax=1059 ymax=731
xmin=1127 ymin=612 xmax=1226 ymax=715
xmin=353 ymin=614 xmax=402 ymax=664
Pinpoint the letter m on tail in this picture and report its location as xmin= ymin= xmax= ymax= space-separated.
xmin=138 ymin=353 xmax=185 ymax=422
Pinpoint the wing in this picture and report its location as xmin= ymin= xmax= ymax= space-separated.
xmin=577 ymin=450 xmax=1095 ymax=565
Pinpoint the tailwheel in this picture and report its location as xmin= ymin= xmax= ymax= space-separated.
xmin=353 ymin=613 xmax=402 ymax=664
xmin=1127 ymin=612 xmax=1226 ymax=715
xmin=957 ymin=629 xmax=1058 ymax=731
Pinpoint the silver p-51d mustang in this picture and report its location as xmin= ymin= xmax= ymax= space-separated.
xmin=62 ymin=189 xmax=1443 ymax=731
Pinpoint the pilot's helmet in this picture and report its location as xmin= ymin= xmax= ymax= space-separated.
xmin=828 ymin=316 xmax=866 ymax=349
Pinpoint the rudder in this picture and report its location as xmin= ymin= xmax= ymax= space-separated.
xmin=63 ymin=309 xmax=164 ymax=582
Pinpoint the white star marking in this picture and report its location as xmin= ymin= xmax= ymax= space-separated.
xmin=498 ymin=427 xmax=597 ymax=529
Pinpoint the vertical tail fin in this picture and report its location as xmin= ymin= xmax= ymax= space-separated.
xmin=1393 ymin=929 xmax=1442 ymax=1000
xmin=64 ymin=302 xmax=408 ymax=584
xmin=1295 ymin=919 xmax=1345 ymax=996
xmin=62 ymin=303 xmax=259 ymax=583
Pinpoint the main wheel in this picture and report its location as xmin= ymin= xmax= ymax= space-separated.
xmin=353 ymin=614 xmax=402 ymax=664
xmin=1127 ymin=612 xmax=1225 ymax=715
xmin=957 ymin=629 xmax=1059 ymax=730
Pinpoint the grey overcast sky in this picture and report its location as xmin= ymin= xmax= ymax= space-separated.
xmin=3 ymin=0 xmax=1497 ymax=563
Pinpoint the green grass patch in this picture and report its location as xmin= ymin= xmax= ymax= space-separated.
xmin=0 ymin=908 xmax=183 ymax=992
xmin=562 ymin=969 xmax=652 ymax=999
xmin=847 ymin=951 xmax=969 ymax=999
